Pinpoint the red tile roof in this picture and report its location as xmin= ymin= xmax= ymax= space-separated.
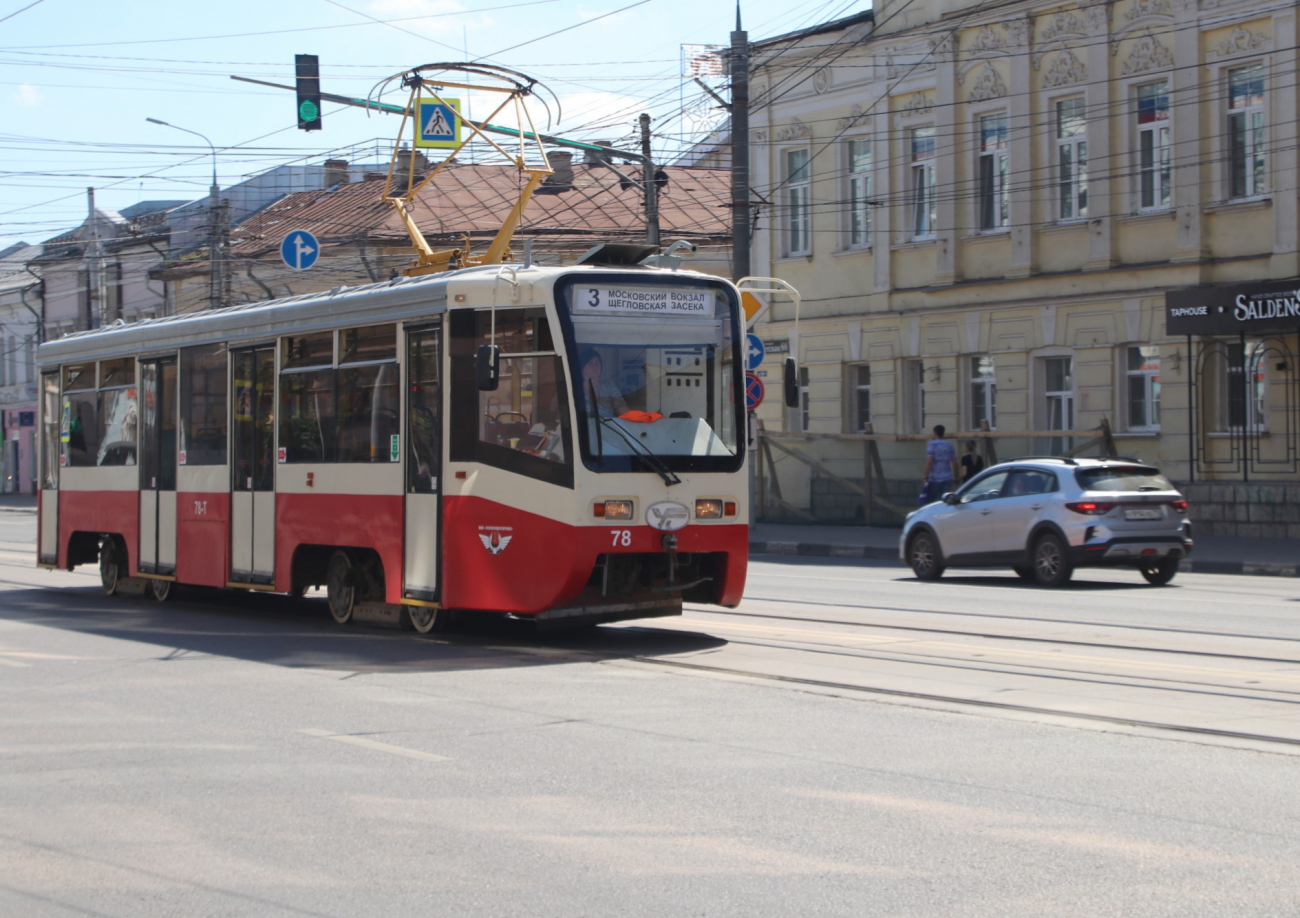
xmin=230 ymin=162 xmax=731 ymax=257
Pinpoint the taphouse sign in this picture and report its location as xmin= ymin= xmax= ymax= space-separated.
xmin=1166 ymin=278 xmax=1300 ymax=336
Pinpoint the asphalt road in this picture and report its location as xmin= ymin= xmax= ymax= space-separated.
xmin=1 ymin=509 xmax=1299 ymax=916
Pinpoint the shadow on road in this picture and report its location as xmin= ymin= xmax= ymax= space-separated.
xmin=0 ymin=586 xmax=726 ymax=674
xmin=899 ymin=574 xmax=1171 ymax=591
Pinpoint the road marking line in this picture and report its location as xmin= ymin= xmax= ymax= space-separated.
xmin=298 ymin=728 xmax=449 ymax=762
xmin=0 ymin=657 xmax=31 ymax=668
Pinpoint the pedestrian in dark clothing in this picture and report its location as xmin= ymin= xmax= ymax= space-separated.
xmin=961 ymin=440 xmax=985 ymax=483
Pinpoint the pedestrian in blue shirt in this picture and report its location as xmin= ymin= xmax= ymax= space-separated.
xmin=922 ymin=425 xmax=958 ymax=505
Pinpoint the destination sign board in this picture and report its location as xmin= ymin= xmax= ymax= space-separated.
xmin=572 ymin=286 xmax=713 ymax=317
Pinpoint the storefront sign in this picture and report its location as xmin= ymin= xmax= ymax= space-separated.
xmin=1167 ymin=279 xmax=1300 ymax=335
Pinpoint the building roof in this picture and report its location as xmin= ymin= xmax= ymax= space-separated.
xmin=753 ymin=8 xmax=873 ymax=50
xmin=226 ymin=161 xmax=732 ymax=259
xmin=0 ymin=244 xmax=41 ymax=295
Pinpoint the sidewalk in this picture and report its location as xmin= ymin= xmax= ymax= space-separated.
xmin=0 ymin=493 xmax=35 ymax=512
xmin=750 ymin=522 xmax=1300 ymax=577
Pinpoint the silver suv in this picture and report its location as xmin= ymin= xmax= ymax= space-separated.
xmin=900 ymin=457 xmax=1193 ymax=587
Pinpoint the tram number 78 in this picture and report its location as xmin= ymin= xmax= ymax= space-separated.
xmin=611 ymin=530 xmax=632 ymax=547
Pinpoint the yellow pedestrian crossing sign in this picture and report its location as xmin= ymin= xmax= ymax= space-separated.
xmin=416 ymin=97 xmax=460 ymax=149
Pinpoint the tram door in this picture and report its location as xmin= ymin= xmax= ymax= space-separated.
xmin=37 ymin=371 xmax=59 ymax=565
xmin=139 ymin=358 xmax=178 ymax=574
xmin=403 ymin=327 xmax=441 ymax=602
xmin=231 ymin=346 xmax=276 ymax=584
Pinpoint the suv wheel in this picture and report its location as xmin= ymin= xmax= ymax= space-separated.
xmin=1140 ymin=557 xmax=1179 ymax=586
xmin=908 ymin=530 xmax=945 ymax=581
xmin=1031 ymin=533 xmax=1073 ymax=587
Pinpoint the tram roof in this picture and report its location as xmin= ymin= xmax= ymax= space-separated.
xmin=36 ymin=262 xmax=726 ymax=366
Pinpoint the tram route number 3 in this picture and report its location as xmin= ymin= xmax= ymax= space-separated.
xmin=611 ymin=530 xmax=632 ymax=546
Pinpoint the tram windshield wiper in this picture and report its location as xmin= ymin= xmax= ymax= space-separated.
xmin=597 ymin=417 xmax=681 ymax=486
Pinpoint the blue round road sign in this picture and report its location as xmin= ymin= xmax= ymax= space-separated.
xmin=281 ymin=230 xmax=320 ymax=271
xmin=745 ymin=333 xmax=766 ymax=371
xmin=745 ymin=372 xmax=765 ymax=410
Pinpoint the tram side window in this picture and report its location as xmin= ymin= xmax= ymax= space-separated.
xmin=41 ymin=371 xmax=59 ymax=488
xmin=96 ymin=359 xmax=137 ymax=467
xmin=450 ymin=308 xmax=573 ymax=488
xmin=61 ymin=364 xmax=95 ymax=468
xmin=279 ymin=325 xmax=399 ymax=463
xmin=180 ymin=344 xmax=228 ymax=465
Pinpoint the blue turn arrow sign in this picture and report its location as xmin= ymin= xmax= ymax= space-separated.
xmin=745 ymin=333 xmax=765 ymax=371
xmin=281 ymin=230 xmax=320 ymax=271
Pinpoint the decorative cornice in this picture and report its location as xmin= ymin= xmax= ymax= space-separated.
xmin=967 ymin=63 xmax=1008 ymax=101
xmin=1042 ymin=50 xmax=1088 ymax=87
xmin=837 ymin=104 xmax=870 ymax=132
xmin=1121 ymin=32 xmax=1174 ymax=74
xmin=775 ymin=119 xmax=811 ymax=141
xmin=902 ymin=91 xmax=933 ymax=114
xmin=1213 ymin=25 xmax=1267 ymax=57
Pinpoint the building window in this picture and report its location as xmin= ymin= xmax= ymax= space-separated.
xmin=1220 ymin=341 xmax=1267 ymax=431
xmin=1056 ymin=98 xmax=1087 ymax=220
xmin=847 ymin=139 xmax=872 ymax=247
xmin=1137 ymin=82 xmax=1171 ymax=211
xmin=1044 ymin=356 xmax=1074 ymax=453
xmin=978 ymin=114 xmax=1008 ymax=230
xmin=1228 ymin=64 xmax=1265 ymax=199
xmin=850 ymin=364 xmax=871 ymax=432
xmin=971 ymin=356 xmax=996 ymax=430
xmin=1126 ymin=345 xmax=1161 ymax=431
xmin=905 ymin=359 xmax=926 ymax=433
xmin=910 ymin=127 xmax=936 ymax=239
xmin=786 ymin=148 xmax=811 ymax=256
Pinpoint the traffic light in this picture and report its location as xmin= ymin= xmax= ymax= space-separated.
xmin=295 ymin=54 xmax=321 ymax=131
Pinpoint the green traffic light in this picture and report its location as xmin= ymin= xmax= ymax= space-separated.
xmin=299 ymin=99 xmax=319 ymax=122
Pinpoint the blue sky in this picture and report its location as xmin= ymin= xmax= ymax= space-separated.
xmin=0 ymin=0 xmax=866 ymax=247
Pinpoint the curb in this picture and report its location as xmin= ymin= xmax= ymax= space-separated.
xmin=749 ymin=541 xmax=1296 ymax=577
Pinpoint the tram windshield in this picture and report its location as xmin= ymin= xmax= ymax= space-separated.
xmin=559 ymin=275 xmax=744 ymax=475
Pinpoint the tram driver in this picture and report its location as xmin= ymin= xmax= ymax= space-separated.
xmin=579 ymin=348 xmax=629 ymax=417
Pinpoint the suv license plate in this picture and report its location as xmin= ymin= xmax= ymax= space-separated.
xmin=1124 ymin=507 xmax=1162 ymax=521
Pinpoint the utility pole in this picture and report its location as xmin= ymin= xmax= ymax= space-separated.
xmin=639 ymin=113 xmax=660 ymax=247
xmin=729 ymin=4 xmax=750 ymax=282
xmin=87 ymin=187 xmax=108 ymax=329
xmin=146 ymin=118 xmax=223 ymax=309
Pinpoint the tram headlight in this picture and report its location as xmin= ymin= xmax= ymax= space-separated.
xmin=695 ymin=499 xmax=724 ymax=520
xmin=595 ymin=500 xmax=634 ymax=520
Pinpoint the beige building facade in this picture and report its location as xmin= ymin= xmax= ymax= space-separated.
xmin=746 ymin=0 xmax=1300 ymax=531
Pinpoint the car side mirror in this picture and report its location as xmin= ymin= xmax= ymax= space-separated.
xmin=783 ymin=357 xmax=799 ymax=408
xmin=476 ymin=344 xmax=500 ymax=391
xmin=943 ymin=492 xmax=958 ymax=505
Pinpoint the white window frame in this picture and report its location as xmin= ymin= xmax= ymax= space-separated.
xmin=970 ymin=355 xmax=997 ymax=430
xmin=846 ymin=138 xmax=872 ymax=249
xmin=1125 ymin=345 xmax=1161 ymax=432
xmin=848 ymin=363 xmax=871 ymax=432
xmin=910 ymin=126 xmax=936 ymax=240
xmin=785 ymin=148 xmax=812 ymax=256
xmin=1227 ymin=63 xmax=1266 ymax=200
xmin=1055 ymin=98 xmax=1088 ymax=222
xmin=1136 ymin=81 xmax=1171 ymax=212
xmin=1041 ymin=354 xmax=1075 ymax=452
xmin=977 ymin=113 xmax=1009 ymax=231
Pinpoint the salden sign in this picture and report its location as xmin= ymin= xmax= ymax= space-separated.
xmin=1167 ymin=279 xmax=1300 ymax=335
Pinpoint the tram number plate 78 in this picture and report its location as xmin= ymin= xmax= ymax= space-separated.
xmin=611 ymin=530 xmax=632 ymax=547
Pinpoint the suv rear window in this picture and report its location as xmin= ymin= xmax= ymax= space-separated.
xmin=1075 ymin=466 xmax=1174 ymax=492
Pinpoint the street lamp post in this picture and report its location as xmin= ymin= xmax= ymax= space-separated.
xmin=147 ymin=117 xmax=224 ymax=309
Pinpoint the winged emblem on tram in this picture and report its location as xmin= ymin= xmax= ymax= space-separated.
xmin=479 ymin=532 xmax=513 ymax=555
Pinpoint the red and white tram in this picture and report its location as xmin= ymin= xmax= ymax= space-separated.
xmin=35 ymin=259 xmax=751 ymax=630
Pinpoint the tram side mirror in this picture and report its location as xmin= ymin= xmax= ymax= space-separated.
xmin=783 ymin=357 xmax=799 ymax=408
xmin=476 ymin=344 xmax=500 ymax=391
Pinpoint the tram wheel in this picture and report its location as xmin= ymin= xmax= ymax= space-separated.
xmin=407 ymin=604 xmax=440 ymax=635
xmin=99 ymin=538 xmax=122 ymax=596
xmin=148 ymin=578 xmax=174 ymax=602
xmin=326 ymin=550 xmax=356 ymax=624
